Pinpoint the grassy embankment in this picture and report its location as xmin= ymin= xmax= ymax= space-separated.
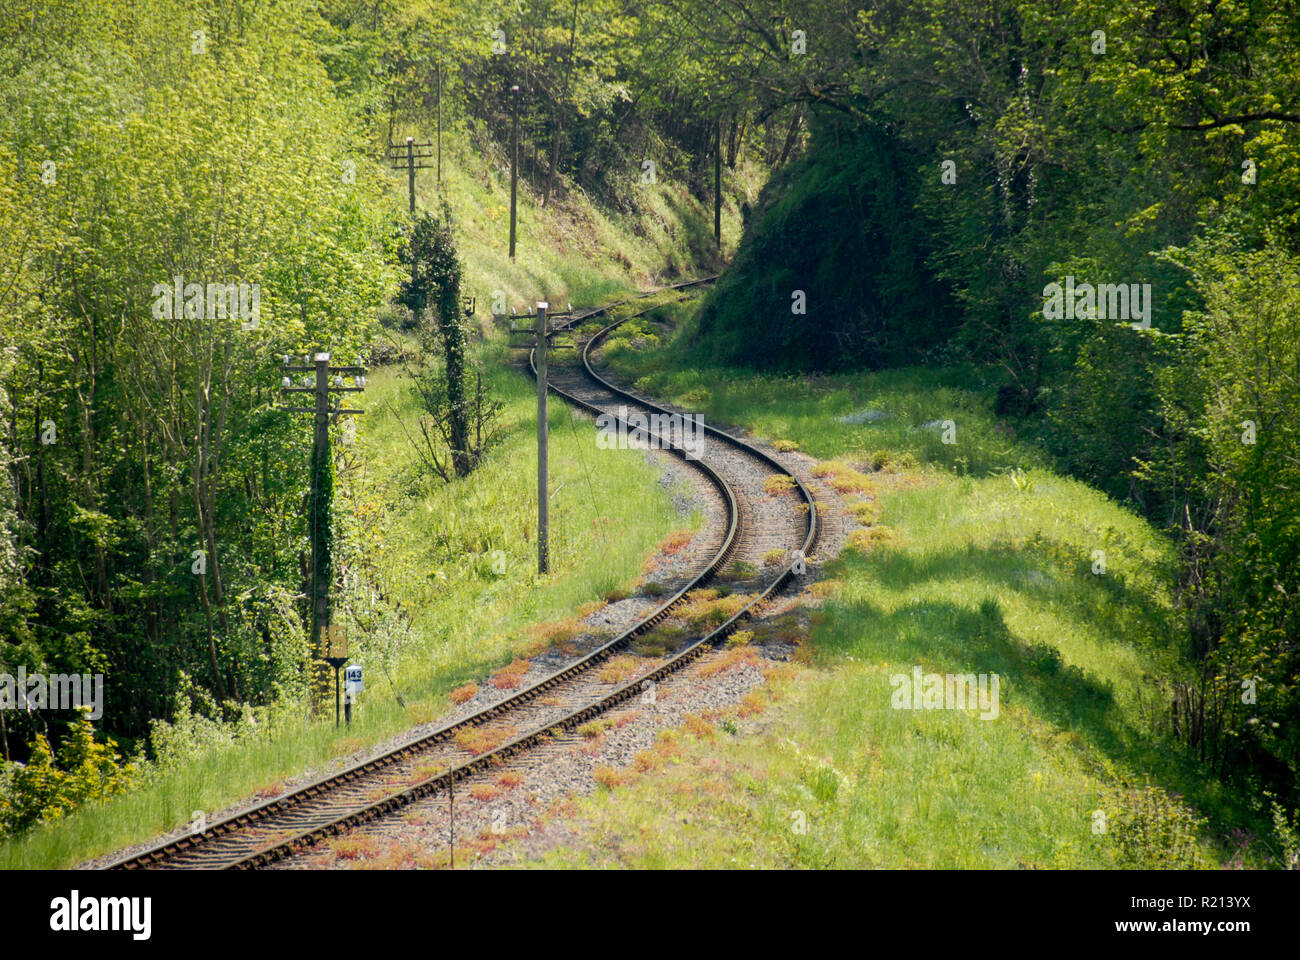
xmin=530 ymin=302 xmax=1273 ymax=869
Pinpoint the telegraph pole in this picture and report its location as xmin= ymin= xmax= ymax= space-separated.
xmin=406 ymin=137 xmax=415 ymax=213
xmin=509 ymin=84 xmax=520 ymax=260
xmin=715 ymin=120 xmax=722 ymax=249
xmin=386 ymin=137 xmax=435 ymax=317
xmin=506 ymin=302 xmax=573 ymax=575
xmin=279 ymin=353 xmax=367 ymax=726
xmin=536 ymin=302 xmax=549 ymax=574
xmin=385 ymin=137 xmax=435 ymax=215
xmin=436 ymin=62 xmax=443 ymax=189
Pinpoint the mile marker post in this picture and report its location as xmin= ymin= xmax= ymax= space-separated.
xmin=536 ymin=301 xmax=549 ymax=574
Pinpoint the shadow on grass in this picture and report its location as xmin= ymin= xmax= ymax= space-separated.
xmin=860 ymin=538 xmax=1178 ymax=661
xmin=818 ymin=545 xmax=1244 ymax=831
xmin=823 ymin=586 xmax=1121 ymax=751
xmin=660 ymin=188 xmax=726 ymax=273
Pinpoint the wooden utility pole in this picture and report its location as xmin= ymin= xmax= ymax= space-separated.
xmin=436 ymin=62 xmax=443 ymax=189
xmin=278 ymin=353 xmax=367 ymax=725
xmin=536 ymin=302 xmax=549 ymax=574
xmin=506 ymin=303 xmax=574 ymax=576
xmin=406 ymin=137 xmax=416 ymax=213
xmin=714 ymin=119 xmax=722 ymax=248
xmin=509 ymin=84 xmax=520 ymax=260
xmin=386 ymin=137 xmax=434 ymax=303
xmin=311 ymin=355 xmax=330 ymax=647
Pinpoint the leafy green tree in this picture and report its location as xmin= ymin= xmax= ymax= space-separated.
xmin=0 ymin=0 xmax=398 ymax=750
xmin=398 ymin=203 xmax=502 ymax=479
xmin=0 ymin=708 xmax=135 ymax=836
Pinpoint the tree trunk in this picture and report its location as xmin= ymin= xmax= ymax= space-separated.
xmin=777 ymin=107 xmax=803 ymax=166
xmin=545 ymin=0 xmax=580 ymax=207
xmin=727 ymin=113 xmax=744 ymax=167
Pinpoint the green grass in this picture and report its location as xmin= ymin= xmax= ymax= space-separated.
xmin=524 ymin=310 xmax=1274 ymax=869
xmin=613 ymin=301 xmax=1051 ymax=476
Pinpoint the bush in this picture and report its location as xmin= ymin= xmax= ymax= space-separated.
xmin=1100 ymin=784 xmax=1209 ymax=869
xmin=0 ymin=708 xmax=137 ymax=837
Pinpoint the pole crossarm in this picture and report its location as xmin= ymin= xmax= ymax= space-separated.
xmin=506 ymin=326 xmax=575 ymax=349
xmin=386 ymin=148 xmax=434 ymax=163
xmin=279 ymin=386 xmax=366 ymax=394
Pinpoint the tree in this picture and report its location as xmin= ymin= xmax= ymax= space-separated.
xmin=397 ymin=203 xmax=502 ymax=480
xmin=0 ymin=0 xmax=398 ymax=749
xmin=0 ymin=707 xmax=135 ymax=837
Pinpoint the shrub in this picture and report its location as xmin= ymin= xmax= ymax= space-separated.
xmin=763 ymin=475 xmax=797 ymax=497
xmin=721 ymin=561 xmax=759 ymax=581
xmin=812 ymin=461 xmax=875 ymax=494
xmin=592 ymin=765 xmax=626 ymax=789
xmin=455 ymin=725 xmax=515 ymax=756
xmin=0 ymin=708 xmax=137 ymax=837
xmin=597 ymin=656 xmax=641 ymax=685
xmin=1100 ymin=784 xmax=1210 ymax=869
xmin=726 ymin=629 xmax=755 ymax=648
xmin=849 ymin=499 xmax=882 ymax=525
xmin=679 ymin=591 xmax=752 ymax=632
xmin=449 ymin=683 xmax=479 ymax=705
xmin=490 ymin=659 xmax=532 ymax=690
xmin=847 ymin=526 xmax=898 ymax=553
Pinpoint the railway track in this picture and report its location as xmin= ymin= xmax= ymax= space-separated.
xmin=105 ymin=279 xmax=816 ymax=870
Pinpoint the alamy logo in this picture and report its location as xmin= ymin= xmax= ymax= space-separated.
xmin=1042 ymin=275 xmax=1151 ymax=329
xmin=151 ymin=275 xmax=260 ymax=329
xmin=890 ymin=665 xmax=1000 ymax=720
xmin=0 ymin=668 xmax=104 ymax=720
xmin=50 ymin=890 xmax=151 ymax=940
xmin=595 ymin=405 xmax=705 ymax=460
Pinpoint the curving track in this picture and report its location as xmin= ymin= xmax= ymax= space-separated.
xmin=105 ymin=280 xmax=816 ymax=870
